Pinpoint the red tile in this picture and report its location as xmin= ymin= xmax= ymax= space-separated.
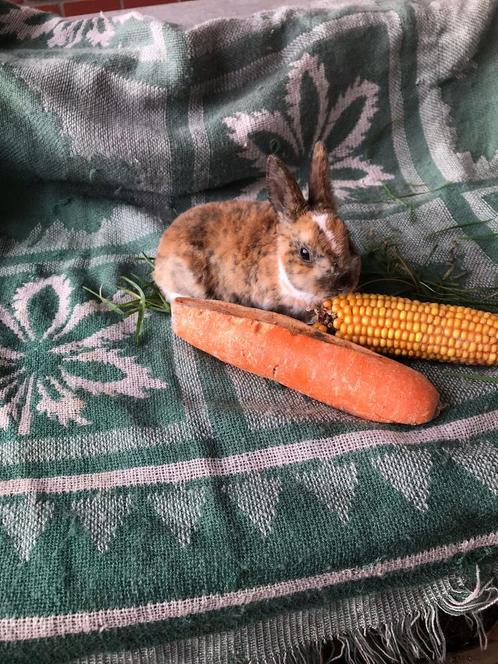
xmin=122 ymin=0 xmax=177 ymax=7
xmin=63 ymin=0 xmax=120 ymax=16
xmin=35 ymin=3 xmax=62 ymax=13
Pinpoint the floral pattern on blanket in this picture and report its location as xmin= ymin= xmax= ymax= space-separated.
xmin=0 ymin=276 xmax=165 ymax=436
xmin=224 ymin=53 xmax=393 ymax=199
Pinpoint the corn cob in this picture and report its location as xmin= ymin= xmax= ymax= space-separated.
xmin=313 ymin=293 xmax=498 ymax=366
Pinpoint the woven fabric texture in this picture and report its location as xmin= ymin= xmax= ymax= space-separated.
xmin=0 ymin=0 xmax=497 ymax=662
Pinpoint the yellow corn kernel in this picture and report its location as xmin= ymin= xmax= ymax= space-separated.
xmin=322 ymin=293 xmax=498 ymax=366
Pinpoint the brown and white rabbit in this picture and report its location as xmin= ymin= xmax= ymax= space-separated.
xmin=154 ymin=142 xmax=361 ymax=321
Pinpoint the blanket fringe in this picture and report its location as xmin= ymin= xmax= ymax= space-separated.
xmin=248 ymin=567 xmax=498 ymax=664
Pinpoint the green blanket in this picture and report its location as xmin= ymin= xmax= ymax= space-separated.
xmin=0 ymin=0 xmax=497 ymax=662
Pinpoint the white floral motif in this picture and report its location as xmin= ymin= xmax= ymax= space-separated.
xmin=224 ymin=53 xmax=393 ymax=199
xmin=0 ymin=6 xmax=115 ymax=48
xmin=0 ymin=276 xmax=166 ymax=436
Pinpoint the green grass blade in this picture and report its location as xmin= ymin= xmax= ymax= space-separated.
xmin=82 ymin=286 xmax=126 ymax=316
xmin=135 ymin=307 xmax=145 ymax=344
xmin=138 ymin=253 xmax=156 ymax=268
xmin=445 ymin=371 xmax=498 ymax=384
xmin=429 ymin=219 xmax=494 ymax=236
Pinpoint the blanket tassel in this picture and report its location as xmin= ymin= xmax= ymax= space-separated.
xmin=243 ymin=567 xmax=498 ymax=664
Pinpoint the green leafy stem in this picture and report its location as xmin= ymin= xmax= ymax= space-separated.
xmin=83 ymin=254 xmax=170 ymax=344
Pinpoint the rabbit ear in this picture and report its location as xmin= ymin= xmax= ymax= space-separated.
xmin=308 ymin=142 xmax=336 ymax=212
xmin=266 ymin=154 xmax=307 ymax=221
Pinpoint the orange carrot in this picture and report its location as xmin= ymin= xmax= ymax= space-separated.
xmin=171 ymin=298 xmax=441 ymax=425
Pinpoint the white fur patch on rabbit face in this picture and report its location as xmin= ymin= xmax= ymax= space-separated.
xmin=277 ymin=257 xmax=317 ymax=305
xmin=313 ymin=212 xmax=339 ymax=252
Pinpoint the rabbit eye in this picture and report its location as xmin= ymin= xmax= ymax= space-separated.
xmin=299 ymin=246 xmax=312 ymax=262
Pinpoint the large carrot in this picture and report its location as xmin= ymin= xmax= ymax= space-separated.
xmin=171 ymin=298 xmax=441 ymax=425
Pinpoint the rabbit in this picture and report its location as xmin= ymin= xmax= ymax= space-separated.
xmin=153 ymin=142 xmax=361 ymax=321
